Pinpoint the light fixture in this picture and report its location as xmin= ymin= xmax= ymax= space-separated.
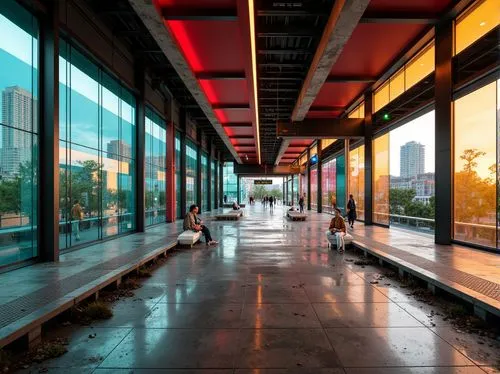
xmin=383 ymin=113 xmax=390 ymax=121
xmin=479 ymin=21 xmax=486 ymax=26
xmin=248 ymin=0 xmax=261 ymax=164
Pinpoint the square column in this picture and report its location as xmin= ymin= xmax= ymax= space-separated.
xmin=307 ymin=148 xmax=311 ymax=210
xmin=166 ymin=119 xmax=176 ymax=222
xmin=435 ymin=19 xmax=453 ymax=245
xmin=364 ymin=92 xmax=373 ymax=225
xmin=317 ymin=140 xmax=323 ymax=213
xmin=39 ymin=1 xmax=60 ymax=261
xmin=179 ymin=109 xmax=187 ymax=216
xmin=134 ymin=60 xmax=146 ymax=233
xmin=196 ymin=134 xmax=202 ymax=212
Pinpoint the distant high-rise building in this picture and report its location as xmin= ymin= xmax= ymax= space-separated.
xmin=1 ymin=86 xmax=36 ymax=177
xmin=107 ymin=140 xmax=132 ymax=160
xmin=400 ymin=141 xmax=425 ymax=178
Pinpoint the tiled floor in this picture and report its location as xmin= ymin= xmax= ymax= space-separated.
xmin=14 ymin=205 xmax=499 ymax=373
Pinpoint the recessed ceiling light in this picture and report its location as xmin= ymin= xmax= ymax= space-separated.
xmin=479 ymin=21 xmax=486 ymax=26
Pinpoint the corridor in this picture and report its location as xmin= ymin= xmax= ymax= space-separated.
xmin=18 ymin=204 xmax=498 ymax=373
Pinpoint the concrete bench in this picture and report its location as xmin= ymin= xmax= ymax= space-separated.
xmin=222 ymin=203 xmax=246 ymax=208
xmin=287 ymin=211 xmax=307 ymax=221
xmin=215 ymin=209 xmax=243 ymax=221
xmin=325 ymin=230 xmax=353 ymax=249
xmin=177 ymin=230 xmax=202 ymax=247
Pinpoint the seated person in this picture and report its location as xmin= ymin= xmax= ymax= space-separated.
xmin=288 ymin=206 xmax=295 ymax=211
xmin=183 ymin=204 xmax=218 ymax=246
xmin=232 ymin=202 xmax=240 ymax=210
xmin=326 ymin=208 xmax=347 ymax=253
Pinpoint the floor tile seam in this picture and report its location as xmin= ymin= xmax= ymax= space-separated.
xmin=231 ymin=270 xmax=250 ymax=372
xmin=426 ymin=326 xmax=494 ymax=369
xmin=93 ymin=326 xmax=134 ymax=372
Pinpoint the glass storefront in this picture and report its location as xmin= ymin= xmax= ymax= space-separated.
xmin=175 ymin=131 xmax=181 ymax=218
xmin=453 ymin=80 xmax=499 ymax=251
xmin=59 ymin=40 xmax=136 ymax=250
xmin=349 ymin=146 xmax=365 ymax=221
xmin=185 ymin=139 xmax=197 ymax=209
xmin=310 ymin=166 xmax=318 ymax=210
xmin=145 ymin=107 xmax=166 ymax=226
xmin=201 ymin=152 xmax=208 ymax=212
xmin=0 ymin=0 xmax=39 ymax=267
xmin=223 ymin=161 xmax=238 ymax=202
xmin=210 ymin=159 xmax=216 ymax=210
xmin=322 ymin=158 xmax=337 ymax=214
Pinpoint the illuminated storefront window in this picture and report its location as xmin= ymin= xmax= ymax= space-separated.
xmin=373 ymin=134 xmax=390 ymax=225
xmin=310 ymin=166 xmax=318 ymax=210
xmin=349 ymin=146 xmax=365 ymax=221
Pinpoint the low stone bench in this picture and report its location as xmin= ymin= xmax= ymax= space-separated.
xmin=325 ymin=231 xmax=354 ymax=249
xmin=215 ymin=210 xmax=243 ymax=221
xmin=222 ymin=203 xmax=246 ymax=208
xmin=177 ymin=230 xmax=202 ymax=247
xmin=287 ymin=211 xmax=307 ymax=221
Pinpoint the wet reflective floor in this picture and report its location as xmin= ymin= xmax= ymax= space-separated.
xmin=19 ymin=205 xmax=500 ymax=373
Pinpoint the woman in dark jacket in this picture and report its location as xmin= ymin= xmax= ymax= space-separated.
xmin=347 ymin=194 xmax=357 ymax=228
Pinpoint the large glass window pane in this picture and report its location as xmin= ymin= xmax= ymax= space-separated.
xmin=373 ymin=134 xmax=390 ymax=225
xmin=389 ymin=111 xmax=435 ymax=232
xmin=145 ymin=108 xmax=166 ymax=226
xmin=310 ymin=166 xmax=318 ymax=210
xmin=0 ymin=0 xmax=39 ymax=267
xmin=374 ymin=81 xmax=390 ymax=113
xmin=389 ymin=69 xmax=405 ymax=101
xmin=405 ymin=44 xmax=434 ymax=91
xmin=186 ymin=140 xmax=197 ymax=208
xmin=201 ymin=153 xmax=208 ymax=211
xmin=349 ymin=146 xmax=365 ymax=221
xmin=454 ymin=81 xmax=497 ymax=249
xmin=58 ymin=40 xmax=136 ymax=250
xmin=455 ymin=0 xmax=499 ymax=55
xmin=223 ymin=161 xmax=238 ymax=202
xmin=336 ymin=155 xmax=346 ymax=213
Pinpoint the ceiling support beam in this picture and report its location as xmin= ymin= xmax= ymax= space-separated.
xmin=128 ymin=0 xmax=242 ymax=163
xmin=274 ymin=139 xmax=291 ymax=166
xmin=277 ymin=118 xmax=364 ymax=139
xmin=212 ymin=104 xmax=250 ymax=110
xmin=291 ymin=0 xmax=371 ymax=121
xmin=196 ymin=72 xmax=246 ymax=80
xmin=234 ymin=163 xmax=300 ymax=175
xmin=161 ymin=7 xmax=237 ymax=21
xmin=309 ymin=105 xmax=344 ymax=111
xmin=326 ymin=76 xmax=376 ymax=83
xmin=237 ymin=0 xmax=261 ymax=164
xmin=360 ymin=13 xmax=438 ymax=24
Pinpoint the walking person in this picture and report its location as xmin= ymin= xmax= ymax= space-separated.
xmin=327 ymin=208 xmax=347 ymax=253
xmin=269 ymin=196 xmax=274 ymax=211
xmin=298 ymin=194 xmax=305 ymax=213
xmin=223 ymin=195 xmax=227 ymax=204
xmin=71 ymin=200 xmax=83 ymax=241
xmin=183 ymin=204 xmax=218 ymax=246
xmin=347 ymin=194 xmax=357 ymax=229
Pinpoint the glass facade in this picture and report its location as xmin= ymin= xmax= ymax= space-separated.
xmin=185 ymin=139 xmax=197 ymax=209
xmin=201 ymin=152 xmax=208 ymax=212
xmin=373 ymin=134 xmax=390 ymax=225
xmin=453 ymin=80 xmax=499 ymax=251
xmin=322 ymin=158 xmax=336 ymax=214
xmin=373 ymin=42 xmax=435 ymax=113
xmin=175 ymin=131 xmax=181 ymax=218
xmin=59 ymin=40 xmax=136 ymax=250
xmin=310 ymin=166 xmax=318 ymax=210
xmin=0 ymin=0 xmax=38 ymax=267
xmin=348 ymin=102 xmax=365 ymax=119
xmin=210 ymin=159 xmax=216 ymax=210
xmin=455 ymin=0 xmax=499 ymax=55
xmin=145 ymin=107 xmax=166 ymax=226
xmin=349 ymin=146 xmax=365 ymax=221
xmin=223 ymin=161 xmax=238 ymax=202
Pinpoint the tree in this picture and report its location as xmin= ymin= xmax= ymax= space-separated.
xmin=252 ymin=185 xmax=267 ymax=200
xmin=389 ymin=188 xmax=415 ymax=215
xmin=460 ymin=149 xmax=486 ymax=173
xmin=270 ymin=187 xmax=283 ymax=200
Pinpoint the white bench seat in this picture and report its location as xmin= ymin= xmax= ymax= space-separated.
xmin=215 ymin=209 xmax=243 ymax=220
xmin=325 ymin=230 xmax=353 ymax=248
xmin=177 ymin=230 xmax=202 ymax=247
xmin=287 ymin=211 xmax=307 ymax=221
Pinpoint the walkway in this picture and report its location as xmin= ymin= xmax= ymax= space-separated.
xmin=16 ymin=205 xmax=499 ymax=373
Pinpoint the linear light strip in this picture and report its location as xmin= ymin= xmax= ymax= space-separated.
xmin=248 ymin=0 xmax=261 ymax=164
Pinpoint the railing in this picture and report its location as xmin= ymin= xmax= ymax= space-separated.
xmin=389 ymin=213 xmax=435 ymax=231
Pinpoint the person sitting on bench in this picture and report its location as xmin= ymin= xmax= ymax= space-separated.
xmin=328 ymin=208 xmax=346 ymax=253
xmin=183 ymin=204 xmax=218 ymax=246
xmin=232 ymin=202 xmax=240 ymax=210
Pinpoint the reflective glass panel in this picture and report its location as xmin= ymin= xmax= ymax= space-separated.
xmin=373 ymin=134 xmax=390 ymax=225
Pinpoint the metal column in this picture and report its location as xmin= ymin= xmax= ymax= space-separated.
xmin=434 ymin=19 xmax=453 ymax=245
xmin=219 ymin=161 xmax=224 ymax=206
xmin=237 ymin=175 xmax=241 ymax=203
xmin=196 ymin=134 xmax=202 ymax=212
xmin=39 ymin=1 xmax=59 ymax=262
xmin=207 ymin=139 xmax=212 ymax=211
xmin=291 ymin=174 xmax=294 ymax=206
xmin=364 ymin=92 xmax=373 ymax=225
xmin=179 ymin=109 xmax=187 ymax=216
xmin=135 ymin=60 xmax=146 ymax=232
xmin=317 ymin=140 xmax=323 ymax=213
